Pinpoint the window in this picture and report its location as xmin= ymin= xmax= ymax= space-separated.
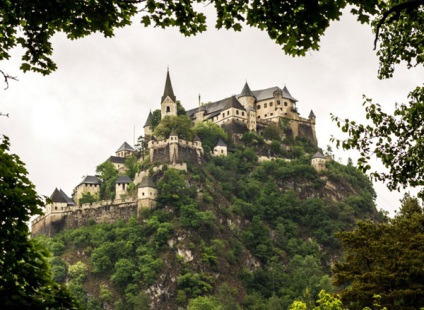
xmin=270 ymin=113 xmax=273 ymax=116
xmin=166 ymin=106 xmax=170 ymax=112
xmin=257 ymin=104 xmax=261 ymax=109
xmin=264 ymin=103 xmax=267 ymax=108
xmin=242 ymin=112 xmax=245 ymax=116
xmin=227 ymin=111 xmax=230 ymax=116
xmin=277 ymin=100 xmax=281 ymax=105
xmin=265 ymin=114 xmax=267 ymax=117
xmin=270 ymin=102 xmax=273 ymax=107
xmin=284 ymin=102 xmax=288 ymax=106
xmin=258 ymin=116 xmax=261 ymax=119
xmin=236 ymin=110 xmax=239 ymax=115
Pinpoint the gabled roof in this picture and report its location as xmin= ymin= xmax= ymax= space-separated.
xmin=108 ymin=156 xmax=126 ymax=164
xmin=144 ymin=111 xmax=153 ymax=127
xmin=186 ymin=96 xmax=246 ymax=119
xmin=250 ymin=86 xmax=298 ymax=102
xmin=161 ymin=69 xmax=176 ymax=103
xmin=239 ymin=82 xmax=255 ymax=98
xmin=116 ymin=142 xmax=135 ymax=153
xmin=312 ymin=151 xmax=326 ymax=159
xmin=224 ymin=96 xmax=246 ymax=110
xmin=309 ymin=110 xmax=316 ymax=118
xmin=139 ymin=176 xmax=157 ymax=188
xmin=116 ymin=175 xmax=132 ymax=184
xmin=50 ymin=188 xmax=75 ymax=205
xmin=216 ymin=138 xmax=227 ymax=147
xmin=79 ymin=175 xmax=101 ymax=186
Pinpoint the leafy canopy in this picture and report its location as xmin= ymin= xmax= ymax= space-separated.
xmin=333 ymin=194 xmax=424 ymax=309
xmin=0 ymin=135 xmax=77 ymax=308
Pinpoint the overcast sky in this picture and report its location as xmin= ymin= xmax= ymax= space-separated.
xmin=1 ymin=8 xmax=422 ymax=215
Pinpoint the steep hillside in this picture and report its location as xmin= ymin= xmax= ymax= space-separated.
xmin=38 ymin=142 xmax=382 ymax=309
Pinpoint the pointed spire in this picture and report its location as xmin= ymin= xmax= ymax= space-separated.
xmin=161 ymin=68 xmax=176 ymax=103
xmin=239 ymin=81 xmax=255 ymax=98
xmin=309 ymin=110 xmax=316 ymax=118
xmin=282 ymin=86 xmax=298 ymax=102
xmin=144 ymin=111 xmax=153 ymax=127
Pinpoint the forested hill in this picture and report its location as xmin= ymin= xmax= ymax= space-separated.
xmin=38 ymin=137 xmax=382 ymax=309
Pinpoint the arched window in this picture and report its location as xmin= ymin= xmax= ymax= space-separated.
xmin=166 ymin=106 xmax=170 ymax=113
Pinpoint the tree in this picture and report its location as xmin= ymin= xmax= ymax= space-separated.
xmin=193 ymin=121 xmax=229 ymax=151
xmin=153 ymin=114 xmax=194 ymax=140
xmin=331 ymin=86 xmax=424 ymax=198
xmin=96 ymin=160 xmax=118 ymax=200
xmin=0 ymin=135 xmax=77 ymax=308
xmin=332 ymin=194 xmax=424 ymax=309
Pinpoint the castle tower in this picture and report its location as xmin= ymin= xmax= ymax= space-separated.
xmin=237 ymin=82 xmax=256 ymax=110
xmin=116 ymin=142 xmax=135 ymax=158
xmin=213 ymin=138 xmax=228 ymax=156
xmin=115 ymin=175 xmax=132 ymax=200
xmin=169 ymin=129 xmax=179 ymax=164
xmin=161 ymin=69 xmax=177 ymax=119
xmin=137 ymin=176 xmax=157 ymax=211
xmin=72 ymin=175 xmax=101 ymax=204
xmin=144 ymin=111 xmax=153 ymax=136
xmin=311 ymin=151 xmax=326 ymax=171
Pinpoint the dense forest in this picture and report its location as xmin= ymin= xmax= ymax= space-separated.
xmin=36 ymin=127 xmax=386 ymax=309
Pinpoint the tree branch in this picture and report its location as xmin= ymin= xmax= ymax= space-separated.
xmin=374 ymin=0 xmax=424 ymax=50
xmin=0 ymin=70 xmax=18 ymax=90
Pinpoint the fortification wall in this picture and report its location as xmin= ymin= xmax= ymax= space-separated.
xmin=31 ymin=199 xmax=138 ymax=237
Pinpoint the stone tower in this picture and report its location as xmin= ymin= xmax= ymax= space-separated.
xmin=161 ymin=69 xmax=177 ymax=119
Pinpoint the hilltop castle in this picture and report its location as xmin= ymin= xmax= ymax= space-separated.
xmin=31 ymin=70 xmax=320 ymax=237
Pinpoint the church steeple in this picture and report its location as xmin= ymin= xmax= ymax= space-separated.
xmin=161 ymin=68 xmax=176 ymax=103
xmin=161 ymin=68 xmax=177 ymax=119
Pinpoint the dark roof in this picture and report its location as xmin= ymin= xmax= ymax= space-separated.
xmin=312 ymin=151 xmax=326 ymax=159
xmin=50 ymin=188 xmax=75 ymax=205
xmin=144 ymin=111 xmax=153 ymax=127
xmin=108 ymin=156 xmax=125 ymax=164
xmin=170 ymin=128 xmax=178 ymax=137
xmin=309 ymin=110 xmax=316 ymax=118
xmin=224 ymin=96 xmax=246 ymax=110
xmin=194 ymin=135 xmax=201 ymax=142
xmin=250 ymin=86 xmax=298 ymax=102
xmin=116 ymin=175 xmax=132 ymax=184
xmin=239 ymin=82 xmax=255 ymax=98
xmin=161 ymin=69 xmax=176 ymax=103
xmin=79 ymin=175 xmax=101 ymax=186
xmin=139 ymin=176 xmax=156 ymax=188
xmin=116 ymin=142 xmax=135 ymax=153
xmin=216 ymin=138 xmax=227 ymax=147
xmin=186 ymin=96 xmax=246 ymax=119
xmin=60 ymin=189 xmax=75 ymax=205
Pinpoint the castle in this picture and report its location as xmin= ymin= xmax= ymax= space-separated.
xmin=31 ymin=70 xmax=321 ymax=237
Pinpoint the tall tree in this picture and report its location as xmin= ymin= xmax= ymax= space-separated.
xmin=333 ymin=194 xmax=424 ymax=309
xmin=0 ymin=135 xmax=78 ymax=308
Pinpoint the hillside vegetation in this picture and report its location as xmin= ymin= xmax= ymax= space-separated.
xmin=37 ymin=136 xmax=382 ymax=309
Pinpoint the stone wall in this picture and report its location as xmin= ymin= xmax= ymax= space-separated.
xmin=31 ymin=199 xmax=138 ymax=237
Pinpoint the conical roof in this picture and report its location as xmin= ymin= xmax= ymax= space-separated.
xmin=282 ymin=86 xmax=298 ymax=102
xmin=239 ymin=82 xmax=255 ymax=98
xmin=116 ymin=142 xmax=135 ymax=153
xmin=144 ymin=111 xmax=153 ymax=127
xmin=309 ymin=110 xmax=316 ymax=118
xmin=161 ymin=69 xmax=176 ymax=103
